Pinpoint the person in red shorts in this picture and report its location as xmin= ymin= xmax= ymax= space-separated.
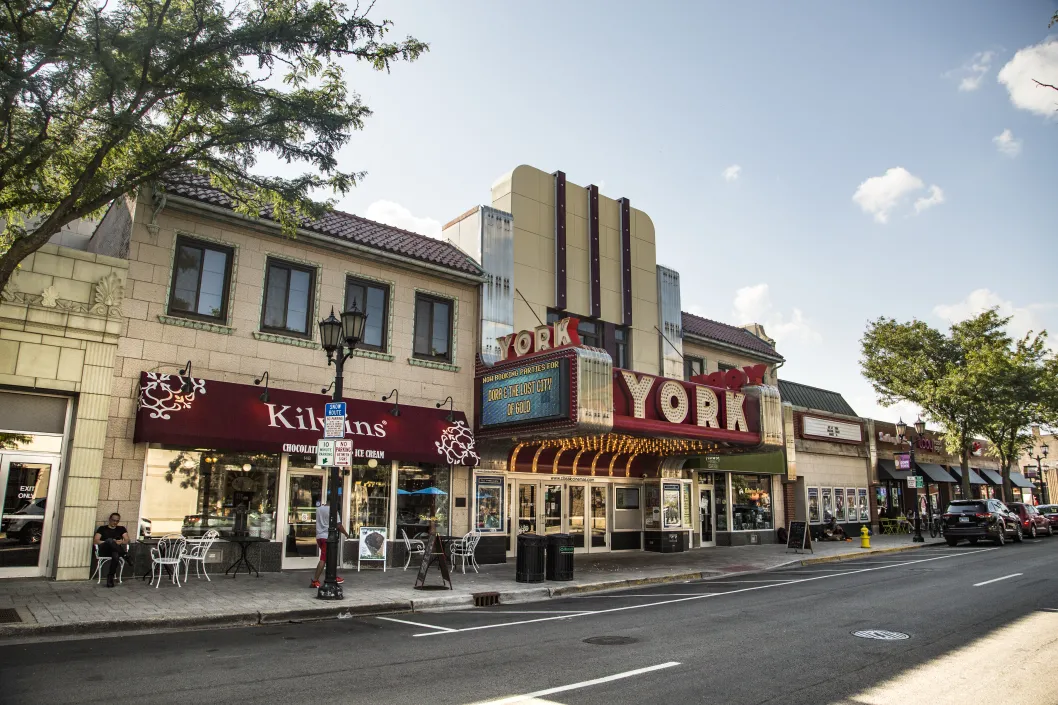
xmin=311 ymin=501 xmax=350 ymax=588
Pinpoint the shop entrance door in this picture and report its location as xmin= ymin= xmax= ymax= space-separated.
xmin=699 ymin=486 xmax=715 ymax=548
xmin=0 ymin=454 xmax=59 ymax=577
xmin=282 ymin=470 xmax=327 ymax=569
xmin=589 ymin=485 xmax=609 ymax=551
xmin=567 ymin=483 xmax=587 ymax=551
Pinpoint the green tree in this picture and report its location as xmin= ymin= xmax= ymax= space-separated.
xmin=860 ymin=310 xmax=1010 ymax=500
xmin=0 ymin=0 xmax=427 ymax=292
xmin=0 ymin=433 xmax=32 ymax=449
xmin=972 ymin=327 xmax=1058 ymax=502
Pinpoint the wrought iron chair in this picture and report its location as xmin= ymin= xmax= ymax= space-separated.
xmin=450 ymin=530 xmax=482 ymax=574
xmin=91 ymin=543 xmax=127 ymax=584
xmin=150 ymin=535 xmax=187 ymax=588
xmin=400 ymin=529 xmax=425 ymax=570
xmin=181 ymin=529 xmax=219 ymax=582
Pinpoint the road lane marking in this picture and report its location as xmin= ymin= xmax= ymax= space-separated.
xmin=468 ymin=662 xmax=681 ymax=705
xmin=973 ymin=573 xmax=1023 ymax=587
xmin=412 ymin=547 xmax=999 ymax=637
xmin=469 ymin=610 xmax=595 ymax=615
xmin=377 ymin=617 xmax=457 ymax=632
xmin=569 ymin=593 xmax=723 ymax=598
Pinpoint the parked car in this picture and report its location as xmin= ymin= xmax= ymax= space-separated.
xmin=1006 ymin=502 xmax=1053 ymax=538
xmin=1038 ymin=505 xmax=1058 ymax=532
xmin=0 ymin=497 xmax=45 ymax=544
xmin=942 ymin=499 xmax=1022 ymax=546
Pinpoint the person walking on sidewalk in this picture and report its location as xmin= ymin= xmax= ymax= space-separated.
xmin=93 ymin=513 xmax=130 ymax=588
xmin=311 ymin=502 xmax=350 ymax=588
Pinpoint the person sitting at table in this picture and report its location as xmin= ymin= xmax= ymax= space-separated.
xmin=94 ymin=512 xmax=130 ymax=588
xmin=311 ymin=502 xmax=351 ymax=589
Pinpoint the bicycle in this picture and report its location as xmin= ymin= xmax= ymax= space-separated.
xmin=928 ymin=513 xmax=943 ymax=538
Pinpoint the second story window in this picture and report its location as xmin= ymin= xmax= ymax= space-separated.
xmin=613 ymin=327 xmax=630 ymax=369
xmin=345 ymin=277 xmax=389 ymax=351
xmin=169 ymin=236 xmax=233 ymax=322
xmin=718 ymin=362 xmax=737 ymax=372
xmin=547 ymin=311 xmax=600 ymax=348
xmin=684 ymin=356 xmax=704 ymax=380
xmin=413 ymin=293 xmax=453 ymax=362
xmin=261 ymin=258 xmax=315 ymax=337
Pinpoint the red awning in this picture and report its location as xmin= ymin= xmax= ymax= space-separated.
xmin=133 ymin=372 xmax=478 ymax=466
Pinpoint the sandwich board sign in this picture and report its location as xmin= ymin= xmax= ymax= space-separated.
xmin=324 ymin=402 xmax=346 ymax=439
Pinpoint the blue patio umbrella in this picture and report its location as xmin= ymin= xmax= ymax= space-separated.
xmin=397 ymin=488 xmax=411 ymax=495
xmin=412 ymin=487 xmax=448 ymax=495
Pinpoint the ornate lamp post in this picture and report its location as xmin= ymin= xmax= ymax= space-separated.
xmin=1028 ymin=443 xmax=1049 ymax=505
xmin=896 ymin=416 xmax=927 ymax=543
xmin=316 ymin=303 xmax=366 ymax=601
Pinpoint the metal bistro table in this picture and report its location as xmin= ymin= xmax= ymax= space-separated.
xmin=225 ymin=535 xmax=269 ymax=578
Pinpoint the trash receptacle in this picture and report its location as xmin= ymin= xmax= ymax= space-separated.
xmin=516 ymin=533 xmax=546 ymax=583
xmin=546 ymin=533 xmax=574 ymax=581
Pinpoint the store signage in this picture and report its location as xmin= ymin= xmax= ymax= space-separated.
xmin=803 ymin=416 xmax=862 ymax=442
xmin=358 ymin=527 xmax=388 ymax=567
xmin=496 ymin=317 xmax=582 ymax=362
xmin=479 ymin=358 xmax=571 ymax=428
xmin=895 ymin=453 xmax=911 ymax=470
xmin=906 ymin=476 xmax=924 ymax=488
xmin=615 ymin=370 xmax=752 ymax=433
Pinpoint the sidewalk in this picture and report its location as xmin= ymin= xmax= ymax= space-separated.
xmin=0 ymin=534 xmax=943 ymax=640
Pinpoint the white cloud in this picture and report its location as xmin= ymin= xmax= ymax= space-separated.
xmin=722 ymin=165 xmax=741 ymax=182
xmin=947 ymin=50 xmax=996 ymax=92
xmin=849 ymin=391 xmax=926 ymax=427
xmin=992 ymin=128 xmax=1022 ymax=157
xmin=363 ymin=200 xmax=441 ymax=239
xmin=731 ymin=283 xmax=821 ymax=345
xmin=997 ymin=38 xmax=1058 ymax=117
xmin=933 ymin=289 xmax=1056 ymax=345
xmin=852 ymin=167 xmax=943 ymax=223
xmin=913 ymin=185 xmax=945 ymax=213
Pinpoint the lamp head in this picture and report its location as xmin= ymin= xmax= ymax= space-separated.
xmin=1043 ymin=445 xmax=1050 ymax=459
xmin=318 ymin=308 xmax=342 ymax=354
xmin=895 ymin=418 xmax=907 ymax=439
xmin=914 ymin=417 xmax=926 ymax=436
xmin=341 ymin=301 xmax=367 ymax=348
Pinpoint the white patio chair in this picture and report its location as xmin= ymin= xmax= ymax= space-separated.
xmin=90 ymin=543 xmax=127 ymax=584
xmin=181 ymin=529 xmax=219 ymax=582
xmin=400 ymin=529 xmax=425 ymax=570
xmin=450 ymin=530 xmax=482 ymax=574
xmin=150 ymin=535 xmax=187 ymax=588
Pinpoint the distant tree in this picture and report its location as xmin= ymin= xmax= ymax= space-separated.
xmin=0 ymin=0 xmax=428 ymax=292
xmin=1038 ymin=11 xmax=1058 ymax=94
xmin=861 ymin=311 xmax=1010 ymax=500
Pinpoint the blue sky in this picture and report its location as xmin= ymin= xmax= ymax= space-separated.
xmin=262 ymin=1 xmax=1058 ymax=424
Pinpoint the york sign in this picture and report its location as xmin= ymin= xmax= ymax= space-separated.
xmin=496 ymin=317 xmax=583 ymax=361
xmin=617 ymin=370 xmax=751 ymax=432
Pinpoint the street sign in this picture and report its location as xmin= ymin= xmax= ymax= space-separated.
xmin=906 ymin=476 xmax=924 ymax=489
xmin=324 ymin=401 xmax=347 ymax=439
xmin=316 ymin=439 xmax=336 ymax=466
xmin=334 ymin=439 xmax=354 ymax=466
xmin=325 ymin=402 xmax=347 ymax=417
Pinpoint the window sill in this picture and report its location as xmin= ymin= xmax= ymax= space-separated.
xmin=159 ymin=315 xmax=235 ymax=335
xmin=252 ymin=330 xmax=319 ymax=349
xmin=353 ymin=348 xmax=395 ymax=362
xmin=408 ymin=357 xmax=460 ymax=373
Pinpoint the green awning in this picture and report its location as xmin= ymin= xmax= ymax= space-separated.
xmin=685 ymin=450 xmax=786 ymax=475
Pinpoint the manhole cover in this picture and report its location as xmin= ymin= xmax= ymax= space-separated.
xmin=583 ymin=636 xmax=638 ymax=646
xmin=852 ymin=629 xmax=909 ymax=640
xmin=0 ymin=608 xmax=21 ymax=624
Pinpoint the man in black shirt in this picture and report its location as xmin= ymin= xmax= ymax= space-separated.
xmin=94 ymin=512 xmax=130 ymax=587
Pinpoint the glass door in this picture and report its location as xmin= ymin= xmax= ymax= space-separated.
xmin=567 ymin=484 xmax=586 ymax=549
xmin=283 ymin=470 xmax=326 ymax=569
xmin=590 ymin=485 xmax=608 ymax=551
xmin=517 ymin=482 xmax=538 ymax=535
xmin=0 ymin=455 xmax=58 ymax=576
xmin=542 ymin=484 xmax=563 ymax=535
xmin=699 ymin=486 xmax=715 ymax=547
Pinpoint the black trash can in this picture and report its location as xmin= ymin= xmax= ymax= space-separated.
xmin=546 ymin=533 xmax=574 ymax=581
xmin=515 ymin=533 xmax=546 ymax=583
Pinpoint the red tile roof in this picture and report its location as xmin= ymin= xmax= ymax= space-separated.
xmin=163 ymin=173 xmax=482 ymax=277
xmin=681 ymin=311 xmax=783 ymax=360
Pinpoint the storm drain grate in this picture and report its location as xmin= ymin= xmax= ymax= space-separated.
xmin=852 ymin=629 xmax=909 ymax=641
xmin=473 ymin=592 xmax=500 ymax=607
xmin=0 ymin=608 xmax=22 ymax=624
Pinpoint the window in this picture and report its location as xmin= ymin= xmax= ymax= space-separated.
xmin=718 ymin=362 xmax=737 ymax=372
xmin=397 ymin=463 xmax=451 ymax=535
xmin=349 ymin=463 xmax=391 ymax=535
xmin=345 ymin=277 xmax=389 ymax=351
xmin=547 ymin=310 xmax=600 ymax=347
xmin=731 ymin=474 xmax=772 ymax=530
xmin=808 ymin=487 xmax=820 ymax=523
xmin=475 ymin=476 xmax=504 ymax=532
xmin=615 ymin=487 xmax=640 ymax=509
xmin=168 ymin=237 xmax=233 ymax=321
xmin=614 ymin=326 xmax=630 ymax=369
xmin=413 ymin=294 xmax=453 ymax=362
xmin=715 ymin=474 xmax=728 ymax=531
xmin=261 ymin=259 xmax=315 ymax=337
xmin=684 ymin=356 xmax=704 ymax=381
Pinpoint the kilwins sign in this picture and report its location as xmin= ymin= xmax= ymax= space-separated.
xmin=134 ymin=372 xmax=479 ymax=466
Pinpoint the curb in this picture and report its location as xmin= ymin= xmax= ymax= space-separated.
xmin=797 ymin=541 xmax=942 ymax=566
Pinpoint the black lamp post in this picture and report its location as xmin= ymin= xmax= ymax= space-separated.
xmin=896 ymin=416 xmax=928 ymax=543
xmin=1028 ymin=443 xmax=1049 ymax=505
xmin=316 ymin=303 xmax=367 ymax=601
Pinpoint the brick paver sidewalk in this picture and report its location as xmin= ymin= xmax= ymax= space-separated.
xmin=0 ymin=534 xmax=940 ymax=640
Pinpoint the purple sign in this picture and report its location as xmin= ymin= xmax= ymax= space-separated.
xmin=894 ymin=453 xmax=911 ymax=470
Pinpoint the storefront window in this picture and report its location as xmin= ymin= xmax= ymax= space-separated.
xmin=808 ymin=487 xmax=820 ymax=523
xmin=397 ymin=463 xmax=450 ymax=538
xmin=875 ymin=486 xmax=887 ymax=515
xmin=858 ymin=489 xmax=869 ymax=521
xmin=349 ymin=462 xmax=390 ymax=534
xmin=821 ymin=487 xmax=833 ymax=522
xmin=141 ymin=448 xmax=279 ymax=538
xmin=834 ymin=487 xmax=846 ymax=522
xmin=475 ymin=475 xmax=504 ymax=532
xmin=731 ymin=474 xmax=772 ymax=531
xmin=715 ymin=474 xmax=728 ymax=531
xmin=846 ymin=489 xmax=857 ymax=522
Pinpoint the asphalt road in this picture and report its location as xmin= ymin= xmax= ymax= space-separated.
xmin=3 ymin=540 xmax=1057 ymax=705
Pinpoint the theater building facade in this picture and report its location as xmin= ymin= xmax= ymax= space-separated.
xmin=446 ymin=165 xmax=786 ymax=554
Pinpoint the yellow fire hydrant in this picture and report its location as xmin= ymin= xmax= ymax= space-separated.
xmin=860 ymin=525 xmax=871 ymax=549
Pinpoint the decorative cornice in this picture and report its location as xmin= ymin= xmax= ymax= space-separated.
xmin=159 ymin=314 xmax=235 ymax=335
xmin=353 ymin=348 xmax=395 ymax=362
xmin=252 ymin=330 xmax=318 ymax=349
xmin=408 ymin=357 xmax=460 ymax=373
xmin=1 ymin=269 xmax=124 ymax=318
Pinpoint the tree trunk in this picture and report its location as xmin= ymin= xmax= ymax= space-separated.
xmin=0 ymin=220 xmax=68 ymax=293
xmin=960 ymin=445 xmax=971 ymax=500
xmin=1001 ymin=459 xmax=1013 ymax=504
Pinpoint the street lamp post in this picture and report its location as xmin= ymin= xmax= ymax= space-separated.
xmin=1028 ymin=443 xmax=1049 ymax=505
xmin=316 ymin=304 xmax=366 ymax=601
xmin=896 ymin=417 xmax=928 ymax=543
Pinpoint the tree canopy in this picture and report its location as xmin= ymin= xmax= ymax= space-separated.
xmin=0 ymin=0 xmax=427 ymax=291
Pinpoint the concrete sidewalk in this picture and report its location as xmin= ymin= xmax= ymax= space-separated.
xmin=0 ymin=534 xmax=943 ymax=640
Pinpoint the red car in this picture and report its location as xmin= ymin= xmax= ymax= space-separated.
xmin=1037 ymin=505 xmax=1058 ymax=531
xmin=1006 ymin=502 xmax=1053 ymax=538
